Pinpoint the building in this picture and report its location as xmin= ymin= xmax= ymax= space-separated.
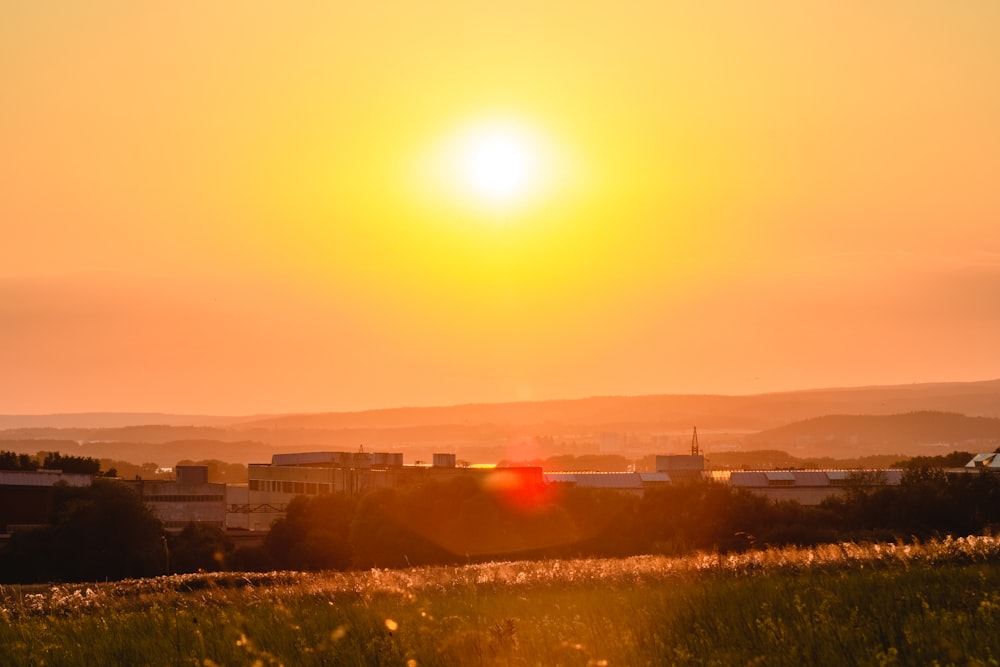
xmin=244 ymin=450 xmax=543 ymax=531
xmin=655 ymin=454 xmax=706 ymax=482
xmin=705 ymin=469 xmax=904 ymax=505
xmin=133 ymin=465 xmax=227 ymax=532
xmin=964 ymin=453 xmax=1000 ymax=471
xmin=0 ymin=469 xmax=92 ymax=534
xmin=225 ymin=484 xmax=250 ymax=530
xmin=544 ymin=471 xmax=671 ymax=495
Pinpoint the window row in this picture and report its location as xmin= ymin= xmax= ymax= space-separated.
xmin=248 ymin=480 xmax=333 ymax=495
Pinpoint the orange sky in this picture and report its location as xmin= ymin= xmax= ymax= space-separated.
xmin=3 ymin=2 xmax=1000 ymax=415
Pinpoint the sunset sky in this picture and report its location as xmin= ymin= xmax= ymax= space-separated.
xmin=3 ymin=2 xmax=999 ymax=415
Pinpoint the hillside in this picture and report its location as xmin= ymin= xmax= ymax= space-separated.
xmin=231 ymin=379 xmax=1000 ymax=432
xmin=6 ymin=379 xmax=1000 ymax=434
xmin=746 ymin=411 xmax=1000 ymax=457
xmin=0 ymin=413 xmax=252 ymax=430
xmin=3 ymin=379 xmax=1000 ymax=464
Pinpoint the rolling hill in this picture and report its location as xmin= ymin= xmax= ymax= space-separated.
xmin=3 ymin=379 xmax=1000 ymax=464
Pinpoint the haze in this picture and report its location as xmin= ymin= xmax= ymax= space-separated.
xmin=3 ymin=2 xmax=999 ymax=415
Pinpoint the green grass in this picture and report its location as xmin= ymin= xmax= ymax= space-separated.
xmin=3 ymin=537 xmax=1000 ymax=666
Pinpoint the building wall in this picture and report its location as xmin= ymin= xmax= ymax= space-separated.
xmin=544 ymin=471 xmax=671 ymax=495
xmin=656 ymin=454 xmax=705 ymax=482
xmin=0 ymin=470 xmax=92 ymax=488
xmin=139 ymin=478 xmax=227 ymax=531
xmin=707 ymin=469 xmax=903 ymax=506
xmin=0 ymin=470 xmax=93 ymax=533
xmin=226 ymin=484 xmax=250 ymax=531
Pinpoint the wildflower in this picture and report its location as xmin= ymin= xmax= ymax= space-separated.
xmin=385 ymin=618 xmax=399 ymax=632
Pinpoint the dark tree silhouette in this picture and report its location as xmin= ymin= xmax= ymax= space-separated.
xmin=42 ymin=451 xmax=101 ymax=475
xmin=0 ymin=451 xmax=39 ymax=471
xmin=0 ymin=479 xmax=165 ymax=583
xmin=266 ymin=493 xmax=358 ymax=571
xmin=168 ymin=522 xmax=234 ymax=573
xmin=51 ymin=479 xmax=166 ymax=581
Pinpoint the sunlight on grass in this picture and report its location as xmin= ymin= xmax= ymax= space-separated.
xmin=3 ymin=536 xmax=1000 ymax=665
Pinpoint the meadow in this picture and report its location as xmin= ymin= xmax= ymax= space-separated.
xmin=3 ymin=536 xmax=1000 ymax=666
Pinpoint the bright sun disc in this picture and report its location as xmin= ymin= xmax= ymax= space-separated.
xmin=409 ymin=116 xmax=577 ymax=219
xmin=462 ymin=129 xmax=534 ymax=201
xmin=451 ymin=121 xmax=544 ymax=208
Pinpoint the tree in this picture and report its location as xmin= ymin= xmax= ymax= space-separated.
xmin=265 ymin=493 xmax=358 ymax=571
xmin=229 ymin=545 xmax=276 ymax=572
xmin=51 ymin=479 xmax=166 ymax=581
xmin=0 ymin=479 xmax=166 ymax=583
xmin=893 ymin=451 xmax=974 ymax=469
xmin=0 ymin=451 xmax=38 ymax=471
xmin=168 ymin=523 xmax=234 ymax=573
xmin=553 ymin=486 xmax=641 ymax=557
xmin=41 ymin=451 xmax=101 ymax=475
xmin=349 ymin=486 xmax=460 ymax=569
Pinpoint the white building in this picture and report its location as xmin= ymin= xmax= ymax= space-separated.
xmin=705 ymin=469 xmax=904 ymax=505
xmin=136 ymin=465 xmax=227 ymax=532
xmin=544 ymin=471 xmax=671 ymax=495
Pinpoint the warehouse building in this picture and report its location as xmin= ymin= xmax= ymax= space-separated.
xmin=132 ymin=465 xmax=227 ymax=532
xmin=544 ymin=471 xmax=671 ymax=495
xmin=0 ymin=469 xmax=92 ymax=534
xmin=704 ymin=469 xmax=904 ymax=505
xmin=964 ymin=452 xmax=1000 ymax=471
xmin=244 ymin=450 xmax=543 ymax=530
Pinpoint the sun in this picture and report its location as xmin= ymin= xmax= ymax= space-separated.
xmin=459 ymin=125 xmax=537 ymax=203
xmin=407 ymin=115 xmax=578 ymax=220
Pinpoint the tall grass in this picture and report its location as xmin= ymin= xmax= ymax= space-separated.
xmin=3 ymin=536 xmax=1000 ymax=666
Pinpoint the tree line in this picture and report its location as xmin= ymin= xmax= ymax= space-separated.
xmin=0 ymin=450 xmax=105 ymax=475
xmin=5 ymin=466 xmax=1000 ymax=584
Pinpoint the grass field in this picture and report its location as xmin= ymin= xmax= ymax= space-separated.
xmin=3 ymin=536 xmax=1000 ymax=666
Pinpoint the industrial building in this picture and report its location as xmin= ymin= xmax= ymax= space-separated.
xmin=0 ymin=448 xmax=919 ymax=537
xmin=544 ymin=471 xmax=670 ymax=494
xmin=655 ymin=453 xmax=706 ymax=482
xmin=130 ymin=465 xmax=228 ymax=532
xmin=705 ymin=469 xmax=904 ymax=505
xmin=965 ymin=452 xmax=1000 ymax=471
xmin=244 ymin=450 xmax=543 ymax=531
xmin=240 ymin=443 xmax=909 ymax=526
xmin=655 ymin=430 xmax=903 ymax=505
xmin=0 ymin=469 xmax=92 ymax=534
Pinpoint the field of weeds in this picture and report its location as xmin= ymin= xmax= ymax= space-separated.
xmin=3 ymin=536 xmax=1000 ymax=666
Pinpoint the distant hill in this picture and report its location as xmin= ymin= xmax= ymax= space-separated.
xmin=5 ymin=379 xmax=1000 ymax=434
xmin=746 ymin=411 xmax=1000 ymax=457
xmin=232 ymin=378 xmax=1000 ymax=432
xmin=0 ymin=413 xmax=254 ymax=430
xmin=0 ymin=439 xmax=291 ymax=468
xmin=4 ymin=379 xmax=1000 ymax=463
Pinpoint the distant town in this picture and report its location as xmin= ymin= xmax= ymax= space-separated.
xmin=5 ymin=432 xmax=996 ymax=540
xmin=5 ymin=380 xmax=1000 ymax=583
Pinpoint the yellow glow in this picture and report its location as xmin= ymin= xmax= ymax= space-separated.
xmin=4 ymin=3 xmax=1000 ymax=414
